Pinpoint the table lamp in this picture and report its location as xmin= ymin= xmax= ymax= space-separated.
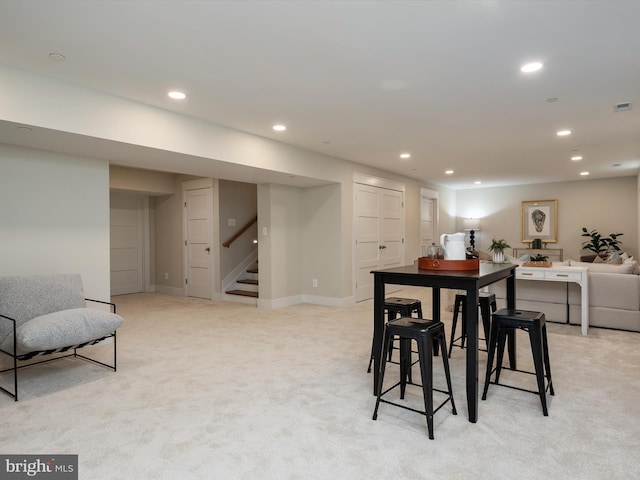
xmin=463 ymin=218 xmax=481 ymax=250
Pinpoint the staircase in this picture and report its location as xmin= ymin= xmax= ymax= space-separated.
xmin=225 ymin=265 xmax=258 ymax=304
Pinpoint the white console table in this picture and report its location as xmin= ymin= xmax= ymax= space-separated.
xmin=516 ymin=265 xmax=589 ymax=335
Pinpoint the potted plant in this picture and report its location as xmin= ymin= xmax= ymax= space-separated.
xmin=489 ymin=238 xmax=511 ymax=264
xmin=524 ymin=253 xmax=551 ymax=267
xmin=581 ymin=227 xmax=623 ymax=261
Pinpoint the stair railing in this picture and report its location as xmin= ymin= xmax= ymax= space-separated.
xmin=223 ymin=215 xmax=257 ymax=248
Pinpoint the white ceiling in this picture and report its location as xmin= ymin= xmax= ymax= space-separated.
xmin=0 ymin=0 xmax=639 ymax=189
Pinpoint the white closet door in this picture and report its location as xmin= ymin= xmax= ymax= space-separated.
xmin=110 ymin=194 xmax=144 ymax=295
xmin=354 ymin=183 xmax=404 ymax=302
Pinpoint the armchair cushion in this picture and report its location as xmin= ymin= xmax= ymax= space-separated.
xmin=0 ymin=274 xmax=85 ymax=343
xmin=1 ymin=308 xmax=123 ymax=356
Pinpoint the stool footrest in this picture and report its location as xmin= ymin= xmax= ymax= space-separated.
xmin=487 ymin=379 xmax=553 ymax=397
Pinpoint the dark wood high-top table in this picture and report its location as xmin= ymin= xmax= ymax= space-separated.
xmin=371 ymin=262 xmax=517 ymax=423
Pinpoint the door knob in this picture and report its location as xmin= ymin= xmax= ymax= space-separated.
xmin=205 ymin=247 xmax=211 ymax=252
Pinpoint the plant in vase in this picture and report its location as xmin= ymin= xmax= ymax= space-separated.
xmin=527 ymin=253 xmax=550 ymax=267
xmin=489 ymin=238 xmax=511 ymax=264
xmin=581 ymin=227 xmax=623 ymax=261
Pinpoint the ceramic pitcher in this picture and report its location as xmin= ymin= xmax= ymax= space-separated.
xmin=440 ymin=232 xmax=467 ymax=260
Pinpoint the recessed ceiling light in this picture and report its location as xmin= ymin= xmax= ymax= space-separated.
xmin=273 ymin=124 xmax=286 ymax=132
xmin=612 ymin=163 xmax=622 ymax=167
xmin=580 ymin=171 xmax=590 ymax=176
xmin=557 ymin=130 xmax=571 ymax=136
xmin=474 ymin=181 xmax=482 ymax=185
xmin=400 ymin=153 xmax=411 ymax=159
xmin=168 ymin=91 xmax=186 ymax=100
xmin=445 ymin=170 xmax=454 ymax=175
xmin=521 ymin=62 xmax=543 ymax=73
xmin=571 ymin=155 xmax=583 ymax=161
xmin=546 ymin=97 xmax=558 ymax=103
xmin=48 ymin=52 xmax=66 ymax=62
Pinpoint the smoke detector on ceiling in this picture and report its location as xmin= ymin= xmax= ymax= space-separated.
xmin=614 ymin=102 xmax=632 ymax=112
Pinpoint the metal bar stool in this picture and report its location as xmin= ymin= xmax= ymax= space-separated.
xmin=448 ymin=291 xmax=517 ymax=369
xmin=482 ymin=308 xmax=554 ymax=416
xmin=367 ymin=297 xmax=422 ymax=373
xmin=448 ymin=291 xmax=495 ymax=355
xmin=373 ymin=317 xmax=456 ymax=439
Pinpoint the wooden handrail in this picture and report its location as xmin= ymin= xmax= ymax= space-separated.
xmin=223 ymin=215 xmax=257 ymax=248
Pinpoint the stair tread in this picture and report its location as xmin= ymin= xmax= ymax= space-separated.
xmin=237 ymin=278 xmax=258 ymax=285
xmin=247 ymin=268 xmax=258 ymax=274
xmin=226 ymin=289 xmax=258 ymax=298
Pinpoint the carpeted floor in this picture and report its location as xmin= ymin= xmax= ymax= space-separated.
xmin=1 ymin=288 xmax=639 ymax=479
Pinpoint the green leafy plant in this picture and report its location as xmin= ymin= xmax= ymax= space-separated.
xmin=530 ymin=253 xmax=549 ymax=262
xmin=489 ymin=238 xmax=511 ymax=251
xmin=581 ymin=228 xmax=623 ymax=256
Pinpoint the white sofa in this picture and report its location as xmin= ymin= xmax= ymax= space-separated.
xmin=488 ymin=260 xmax=640 ymax=333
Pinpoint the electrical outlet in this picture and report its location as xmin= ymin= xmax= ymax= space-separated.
xmin=164 ymin=272 xmax=169 ymax=280
xmin=313 ymin=279 xmax=318 ymax=288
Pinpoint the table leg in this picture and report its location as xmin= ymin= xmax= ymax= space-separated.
xmin=372 ymin=275 xmax=385 ymax=396
xmin=581 ymin=276 xmax=589 ymax=336
xmin=506 ymin=272 xmax=517 ymax=369
xmin=465 ymin=287 xmax=479 ymax=423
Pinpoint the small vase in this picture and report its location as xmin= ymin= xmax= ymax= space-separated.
xmin=492 ymin=249 xmax=505 ymax=264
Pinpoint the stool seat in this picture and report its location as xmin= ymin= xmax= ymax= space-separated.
xmin=367 ymin=297 xmax=422 ymax=373
xmin=373 ymin=317 xmax=456 ymax=439
xmin=448 ymin=291 xmax=496 ymax=354
xmin=482 ymin=308 xmax=554 ymax=416
xmin=449 ymin=292 xmax=517 ymax=369
xmin=385 ymin=297 xmax=423 ymax=311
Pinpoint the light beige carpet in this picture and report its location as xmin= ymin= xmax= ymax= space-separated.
xmin=1 ymin=288 xmax=639 ymax=479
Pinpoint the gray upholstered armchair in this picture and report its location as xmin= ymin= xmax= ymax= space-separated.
xmin=0 ymin=274 xmax=123 ymax=401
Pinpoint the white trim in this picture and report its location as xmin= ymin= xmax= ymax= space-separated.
xmin=142 ymin=197 xmax=152 ymax=293
xmin=352 ymin=172 xmax=405 ymax=192
xmin=181 ymin=177 xmax=214 ymax=191
xmin=420 ymin=187 xmax=439 ymax=199
xmin=221 ymin=249 xmax=258 ymax=292
xmin=154 ymin=285 xmax=186 ymax=296
xmin=257 ymin=295 xmax=355 ymax=309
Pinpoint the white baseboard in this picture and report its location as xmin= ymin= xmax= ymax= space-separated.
xmin=257 ymin=295 xmax=355 ymax=309
xmin=154 ymin=285 xmax=185 ymax=296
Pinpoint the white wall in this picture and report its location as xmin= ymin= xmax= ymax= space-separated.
xmin=0 ymin=144 xmax=110 ymax=299
xmin=301 ymin=183 xmax=343 ymax=300
xmin=0 ymin=65 xmax=458 ymax=306
xmin=257 ymin=184 xmax=303 ymax=307
xmin=456 ymin=176 xmax=638 ymax=260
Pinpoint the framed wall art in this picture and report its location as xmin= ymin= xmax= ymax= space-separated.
xmin=521 ymin=199 xmax=558 ymax=243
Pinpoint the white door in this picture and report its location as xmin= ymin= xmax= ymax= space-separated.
xmin=420 ymin=197 xmax=436 ymax=251
xmin=354 ymin=183 xmax=404 ymax=302
xmin=110 ymin=194 xmax=144 ymax=295
xmin=184 ymin=187 xmax=213 ymax=299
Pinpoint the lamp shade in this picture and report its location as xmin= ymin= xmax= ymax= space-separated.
xmin=462 ymin=218 xmax=480 ymax=231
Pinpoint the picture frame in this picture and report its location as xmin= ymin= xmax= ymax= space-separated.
xmin=522 ymin=199 xmax=558 ymax=243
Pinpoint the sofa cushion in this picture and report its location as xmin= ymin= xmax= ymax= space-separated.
xmin=1 ymin=308 xmax=123 ymax=355
xmin=0 ymin=274 xmax=86 ymax=343
xmin=569 ymin=261 xmax=635 ymax=274
xmin=568 ymin=273 xmax=640 ymax=311
xmin=488 ymin=278 xmax=568 ymax=304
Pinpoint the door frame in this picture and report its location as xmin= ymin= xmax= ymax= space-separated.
xmin=352 ymin=172 xmax=405 ymax=302
xmin=181 ymin=178 xmax=221 ymax=300
xmin=109 ymin=191 xmax=152 ymax=295
xmin=420 ymin=187 xmax=440 ymax=252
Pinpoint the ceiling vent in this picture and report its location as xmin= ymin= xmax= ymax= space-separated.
xmin=614 ymin=102 xmax=632 ymax=112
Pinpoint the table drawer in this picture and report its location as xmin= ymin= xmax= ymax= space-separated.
xmin=544 ymin=271 xmax=583 ymax=281
xmin=516 ymin=269 xmax=545 ymax=279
